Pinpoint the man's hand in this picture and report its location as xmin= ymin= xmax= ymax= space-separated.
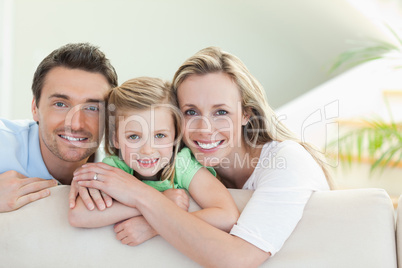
xmin=69 ymin=180 xmax=113 ymax=211
xmin=0 ymin=170 xmax=58 ymax=212
xmin=114 ymin=216 xmax=158 ymax=246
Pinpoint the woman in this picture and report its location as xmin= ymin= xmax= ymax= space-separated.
xmin=74 ymin=47 xmax=331 ymax=267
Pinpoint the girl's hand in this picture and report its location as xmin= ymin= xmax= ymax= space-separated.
xmin=162 ymin=189 xmax=189 ymax=211
xmin=114 ymin=216 xmax=158 ymax=246
xmin=73 ymin=162 xmax=144 ymax=208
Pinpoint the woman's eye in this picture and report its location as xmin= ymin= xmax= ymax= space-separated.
xmin=128 ymin=134 xmax=139 ymax=140
xmin=185 ymin=110 xmax=197 ymax=116
xmin=155 ymin=133 xmax=166 ymax=139
xmin=216 ymin=110 xmax=228 ymax=115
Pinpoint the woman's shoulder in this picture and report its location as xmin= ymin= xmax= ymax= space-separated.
xmin=261 ymin=140 xmax=308 ymax=156
xmin=259 ymin=140 xmax=320 ymax=171
xmin=248 ymin=140 xmax=329 ymax=190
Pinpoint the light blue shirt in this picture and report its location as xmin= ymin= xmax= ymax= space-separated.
xmin=0 ymin=118 xmax=53 ymax=179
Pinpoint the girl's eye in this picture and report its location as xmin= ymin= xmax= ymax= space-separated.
xmin=155 ymin=133 xmax=165 ymax=139
xmin=55 ymin=102 xmax=66 ymax=108
xmin=185 ymin=109 xmax=197 ymax=116
xmin=216 ymin=110 xmax=228 ymax=115
xmin=128 ymin=134 xmax=140 ymax=140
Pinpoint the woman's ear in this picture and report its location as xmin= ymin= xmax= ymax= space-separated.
xmin=242 ymin=109 xmax=251 ymax=126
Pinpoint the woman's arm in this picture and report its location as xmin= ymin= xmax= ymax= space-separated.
xmin=136 ymin=187 xmax=270 ymax=267
xmin=188 ymin=167 xmax=239 ymax=232
xmin=74 ymin=163 xmax=270 ymax=267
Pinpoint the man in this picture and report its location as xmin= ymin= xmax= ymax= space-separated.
xmin=0 ymin=43 xmax=118 ymax=212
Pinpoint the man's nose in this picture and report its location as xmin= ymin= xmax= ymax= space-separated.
xmin=66 ymin=106 xmax=86 ymax=131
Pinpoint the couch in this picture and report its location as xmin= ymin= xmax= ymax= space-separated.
xmin=0 ymin=186 xmax=398 ymax=267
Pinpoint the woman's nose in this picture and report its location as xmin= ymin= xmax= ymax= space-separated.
xmin=189 ymin=116 xmax=214 ymax=134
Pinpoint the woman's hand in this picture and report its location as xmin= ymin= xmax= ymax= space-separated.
xmin=73 ymin=162 xmax=145 ymax=208
xmin=68 ymin=179 xmax=113 ymax=211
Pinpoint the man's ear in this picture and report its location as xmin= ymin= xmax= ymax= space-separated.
xmin=32 ymin=98 xmax=39 ymax=122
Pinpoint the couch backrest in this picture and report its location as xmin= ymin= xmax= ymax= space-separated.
xmin=0 ymin=186 xmax=396 ymax=267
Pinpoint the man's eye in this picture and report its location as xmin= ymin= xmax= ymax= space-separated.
xmin=86 ymin=105 xmax=99 ymax=112
xmin=55 ymin=102 xmax=66 ymax=108
xmin=128 ymin=135 xmax=139 ymax=140
xmin=185 ymin=110 xmax=197 ymax=116
xmin=216 ymin=110 xmax=228 ymax=115
xmin=155 ymin=133 xmax=165 ymax=139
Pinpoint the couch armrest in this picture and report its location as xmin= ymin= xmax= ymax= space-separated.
xmin=397 ymin=195 xmax=402 ymax=265
xmin=0 ymin=186 xmax=396 ymax=267
xmin=267 ymin=188 xmax=396 ymax=267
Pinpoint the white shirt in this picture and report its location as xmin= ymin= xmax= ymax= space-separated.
xmin=230 ymin=140 xmax=330 ymax=256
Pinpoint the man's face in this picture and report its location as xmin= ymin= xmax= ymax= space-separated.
xmin=32 ymin=66 xmax=110 ymax=163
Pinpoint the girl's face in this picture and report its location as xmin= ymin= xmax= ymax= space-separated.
xmin=177 ymin=72 xmax=248 ymax=167
xmin=114 ymin=107 xmax=175 ymax=180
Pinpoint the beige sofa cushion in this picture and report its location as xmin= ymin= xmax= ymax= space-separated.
xmin=0 ymin=186 xmax=396 ymax=267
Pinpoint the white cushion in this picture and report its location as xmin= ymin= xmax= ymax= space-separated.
xmin=0 ymin=186 xmax=396 ymax=267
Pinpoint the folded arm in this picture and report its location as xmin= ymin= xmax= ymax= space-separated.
xmin=188 ymin=167 xmax=240 ymax=232
xmin=68 ymin=195 xmax=142 ymax=228
xmin=74 ymin=163 xmax=270 ymax=267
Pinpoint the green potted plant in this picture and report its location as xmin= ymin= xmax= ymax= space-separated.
xmin=328 ymin=24 xmax=402 ymax=173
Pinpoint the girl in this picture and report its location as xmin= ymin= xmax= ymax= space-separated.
xmin=74 ymin=48 xmax=331 ymax=267
xmin=69 ymin=77 xmax=239 ymax=242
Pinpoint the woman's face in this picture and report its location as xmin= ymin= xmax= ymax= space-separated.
xmin=177 ymin=72 xmax=248 ymax=167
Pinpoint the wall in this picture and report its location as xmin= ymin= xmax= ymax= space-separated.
xmin=0 ymin=0 xmax=395 ymax=120
xmin=276 ymin=59 xmax=402 ymax=197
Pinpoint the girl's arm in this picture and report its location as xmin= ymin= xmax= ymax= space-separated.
xmin=188 ymin=167 xmax=240 ymax=232
xmin=69 ymin=165 xmax=189 ymax=229
xmin=74 ymin=163 xmax=270 ymax=267
xmin=68 ymin=195 xmax=142 ymax=228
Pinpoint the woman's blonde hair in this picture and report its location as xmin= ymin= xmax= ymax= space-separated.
xmin=172 ymin=47 xmax=332 ymax=187
xmin=105 ymin=77 xmax=182 ymax=184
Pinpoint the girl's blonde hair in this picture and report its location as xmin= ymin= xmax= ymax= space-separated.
xmin=172 ymin=47 xmax=333 ymax=188
xmin=105 ymin=77 xmax=182 ymax=184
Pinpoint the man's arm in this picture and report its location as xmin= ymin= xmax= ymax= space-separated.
xmin=0 ymin=170 xmax=58 ymax=212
